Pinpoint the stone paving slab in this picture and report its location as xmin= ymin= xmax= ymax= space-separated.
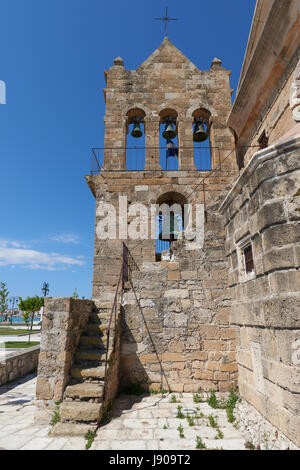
xmin=92 ymin=392 xmax=247 ymax=450
xmin=0 ymin=375 xmax=247 ymax=450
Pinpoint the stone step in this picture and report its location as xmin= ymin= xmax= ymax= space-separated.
xmin=86 ymin=323 xmax=112 ymax=334
xmin=80 ymin=334 xmax=114 ymax=349
xmin=65 ymin=382 xmax=104 ymax=400
xmin=89 ymin=312 xmax=113 ymax=323
xmin=50 ymin=422 xmax=97 ymax=437
xmin=76 ymin=348 xmax=111 ymax=362
xmin=60 ymin=401 xmax=102 ymax=423
xmin=71 ymin=365 xmax=106 ymax=380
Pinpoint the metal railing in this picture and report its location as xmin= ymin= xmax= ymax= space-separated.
xmin=91 ymin=146 xmax=218 ymax=174
xmin=103 ymin=243 xmax=138 ymax=389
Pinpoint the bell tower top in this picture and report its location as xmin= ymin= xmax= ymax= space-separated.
xmin=101 ymin=37 xmax=234 ymax=171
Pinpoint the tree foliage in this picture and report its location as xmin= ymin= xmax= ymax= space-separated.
xmin=72 ymin=288 xmax=79 ymax=299
xmin=18 ymin=296 xmax=44 ymax=343
xmin=0 ymin=282 xmax=9 ymax=321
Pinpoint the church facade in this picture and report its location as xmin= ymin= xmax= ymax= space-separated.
xmin=36 ymin=0 xmax=300 ymax=449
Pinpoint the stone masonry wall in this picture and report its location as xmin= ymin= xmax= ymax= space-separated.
xmin=0 ymin=346 xmax=40 ymax=386
xmin=36 ymin=298 xmax=94 ymax=404
xmin=220 ymin=135 xmax=300 ymax=447
xmin=119 ymin=194 xmax=238 ymax=393
xmin=242 ymin=59 xmax=299 ymax=166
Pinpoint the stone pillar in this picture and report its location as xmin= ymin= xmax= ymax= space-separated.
xmin=178 ymin=118 xmax=197 ymax=170
xmin=103 ymin=117 xmax=127 ymax=170
xmin=36 ymin=298 xmax=95 ymax=403
xmin=144 ymin=117 xmax=161 ymax=170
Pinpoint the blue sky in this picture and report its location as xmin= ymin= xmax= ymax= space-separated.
xmin=0 ymin=0 xmax=256 ymax=299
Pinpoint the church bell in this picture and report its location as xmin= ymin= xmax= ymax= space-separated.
xmin=131 ymin=122 xmax=143 ymax=138
xmin=193 ymin=122 xmax=208 ymax=142
xmin=162 ymin=123 xmax=176 ymax=140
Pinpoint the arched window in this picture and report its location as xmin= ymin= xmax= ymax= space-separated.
xmin=192 ymin=109 xmax=211 ymax=170
xmin=159 ymin=109 xmax=178 ymax=170
xmin=155 ymin=191 xmax=187 ymax=261
xmin=126 ymin=108 xmax=146 ymax=170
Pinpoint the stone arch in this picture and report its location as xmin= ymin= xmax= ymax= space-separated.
xmin=186 ymin=104 xmax=217 ymax=119
xmin=155 ymin=190 xmax=189 ymax=259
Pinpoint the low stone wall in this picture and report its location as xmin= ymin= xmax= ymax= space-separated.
xmin=36 ymin=297 xmax=95 ymax=404
xmin=220 ymin=135 xmax=300 ymax=447
xmin=0 ymin=346 xmax=40 ymax=386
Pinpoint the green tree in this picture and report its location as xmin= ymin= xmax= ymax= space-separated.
xmin=0 ymin=282 xmax=9 ymax=322
xmin=18 ymin=296 xmax=44 ymax=344
xmin=72 ymin=288 xmax=79 ymax=299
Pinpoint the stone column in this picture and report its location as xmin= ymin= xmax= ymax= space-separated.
xmin=103 ymin=117 xmax=127 ymax=170
xmin=178 ymin=118 xmax=196 ymax=170
xmin=144 ymin=117 xmax=161 ymax=170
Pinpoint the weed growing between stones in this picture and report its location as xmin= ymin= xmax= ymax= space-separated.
xmin=50 ymin=402 xmax=61 ymax=427
xmin=169 ymin=394 xmax=180 ymax=403
xmin=208 ymin=414 xmax=218 ymax=428
xmin=85 ymin=430 xmax=96 ymax=450
xmin=207 ymin=390 xmax=239 ymax=423
xmin=187 ymin=415 xmax=195 ymax=426
xmin=176 ymin=405 xmax=185 ymax=419
xmin=193 ymin=391 xmax=204 ymax=403
xmin=196 ymin=436 xmax=207 ymax=449
xmin=178 ymin=424 xmax=185 ymax=438
xmin=245 ymin=441 xmax=256 ymax=450
xmin=215 ymin=428 xmax=224 ymax=440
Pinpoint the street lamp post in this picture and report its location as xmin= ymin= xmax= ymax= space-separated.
xmin=42 ymin=282 xmax=50 ymax=297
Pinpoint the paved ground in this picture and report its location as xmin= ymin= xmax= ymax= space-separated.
xmin=0 ymin=374 xmax=246 ymax=450
xmin=0 ymin=374 xmax=85 ymax=450
xmin=92 ymin=394 xmax=246 ymax=450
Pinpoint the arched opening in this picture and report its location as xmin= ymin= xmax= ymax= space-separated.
xmin=159 ymin=109 xmax=179 ymax=170
xmin=126 ymin=108 xmax=146 ymax=170
xmin=155 ymin=191 xmax=188 ymax=261
xmin=192 ymin=109 xmax=211 ymax=170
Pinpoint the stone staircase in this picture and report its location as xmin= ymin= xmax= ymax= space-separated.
xmin=50 ymin=306 xmax=119 ymax=436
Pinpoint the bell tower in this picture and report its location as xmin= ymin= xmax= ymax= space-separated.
xmin=87 ymin=37 xmax=236 ymax=295
xmin=86 ymin=38 xmax=239 ymax=392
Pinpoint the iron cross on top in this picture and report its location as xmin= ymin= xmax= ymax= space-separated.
xmin=155 ymin=7 xmax=178 ymax=37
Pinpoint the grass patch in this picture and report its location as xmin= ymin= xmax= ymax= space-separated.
xmin=85 ymin=430 xmax=96 ymax=450
xmin=0 ymin=328 xmax=39 ymax=335
xmin=1 ymin=341 xmax=40 ymax=348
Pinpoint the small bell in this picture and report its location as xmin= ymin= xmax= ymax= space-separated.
xmin=131 ymin=122 xmax=143 ymax=138
xmin=162 ymin=123 xmax=176 ymax=140
xmin=193 ymin=122 xmax=208 ymax=142
xmin=159 ymin=213 xmax=181 ymax=241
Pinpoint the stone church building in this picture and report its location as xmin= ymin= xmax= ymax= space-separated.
xmin=36 ymin=0 xmax=300 ymax=449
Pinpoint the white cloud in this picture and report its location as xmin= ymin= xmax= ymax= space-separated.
xmin=0 ymin=241 xmax=85 ymax=271
xmin=49 ymin=234 xmax=80 ymax=244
